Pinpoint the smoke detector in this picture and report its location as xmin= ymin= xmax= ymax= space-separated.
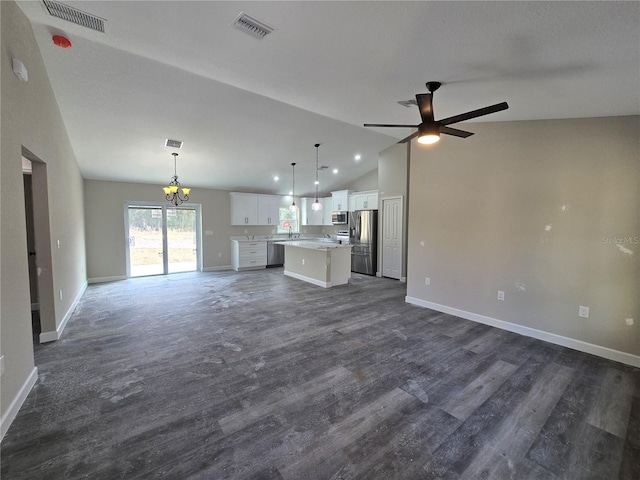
xmin=230 ymin=12 xmax=274 ymax=40
xmin=165 ymin=139 xmax=183 ymax=149
xmin=43 ymin=1 xmax=106 ymax=33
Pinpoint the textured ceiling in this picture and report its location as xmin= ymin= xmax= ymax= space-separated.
xmin=16 ymin=1 xmax=640 ymax=196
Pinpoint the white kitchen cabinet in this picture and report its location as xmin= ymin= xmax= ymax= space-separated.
xmin=258 ymin=195 xmax=281 ymax=226
xmin=301 ymin=197 xmax=329 ymax=225
xmin=349 ymin=190 xmax=379 ymax=210
xmin=331 ymin=190 xmax=351 ymax=212
xmin=231 ymin=193 xmax=282 ymax=225
xmin=230 ymin=193 xmax=258 ymax=225
xmin=322 ymin=198 xmax=333 ymax=225
xmin=231 ymin=240 xmax=267 ymax=271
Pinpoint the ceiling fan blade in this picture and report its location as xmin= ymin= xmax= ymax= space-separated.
xmin=440 ymin=126 xmax=474 ymax=138
xmin=416 ymin=93 xmax=434 ymax=123
xmin=364 ymin=123 xmax=419 ymax=128
xmin=398 ymin=131 xmax=419 ymax=144
xmin=439 ymin=102 xmax=509 ymax=126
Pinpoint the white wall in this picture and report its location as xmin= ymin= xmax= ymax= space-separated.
xmin=1 ymin=1 xmax=87 ymax=436
xmin=406 ymin=116 xmax=639 ymax=365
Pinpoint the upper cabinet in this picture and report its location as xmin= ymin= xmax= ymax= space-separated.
xmin=349 ymin=190 xmax=379 ymax=211
xmin=230 ymin=193 xmax=282 ymax=225
xmin=230 ymin=193 xmax=259 ymax=225
xmin=258 ymin=195 xmax=280 ymax=226
xmin=331 ymin=190 xmax=351 ymax=212
xmin=301 ymin=197 xmax=332 ymax=225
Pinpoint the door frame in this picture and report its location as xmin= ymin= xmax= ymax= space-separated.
xmin=380 ymin=195 xmax=405 ymax=282
xmin=124 ymin=201 xmax=202 ymax=277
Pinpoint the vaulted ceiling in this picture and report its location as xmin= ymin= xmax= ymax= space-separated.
xmin=17 ymin=1 xmax=640 ymax=196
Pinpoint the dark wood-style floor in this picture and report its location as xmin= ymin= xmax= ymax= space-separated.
xmin=2 ymin=269 xmax=639 ymax=479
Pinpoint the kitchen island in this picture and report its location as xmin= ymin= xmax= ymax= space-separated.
xmin=276 ymin=241 xmax=352 ymax=288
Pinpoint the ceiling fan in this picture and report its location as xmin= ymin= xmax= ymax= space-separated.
xmin=364 ymin=81 xmax=509 ymax=144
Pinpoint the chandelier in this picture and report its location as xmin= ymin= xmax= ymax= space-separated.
xmin=162 ymin=153 xmax=191 ymax=206
xmin=311 ymin=143 xmax=322 ymax=211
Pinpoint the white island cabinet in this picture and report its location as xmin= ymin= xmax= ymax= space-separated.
xmin=278 ymin=241 xmax=352 ymax=288
xmin=231 ymin=240 xmax=267 ymax=271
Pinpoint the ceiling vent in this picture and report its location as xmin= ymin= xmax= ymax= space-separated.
xmin=398 ymin=99 xmax=418 ymax=108
xmin=165 ymin=139 xmax=183 ymax=149
xmin=230 ymin=12 xmax=274 ymax=40
xmin=43 ymin=1 xmax=106 ymax=33
xmin=318 ymin=166 xmax=329 ymax=171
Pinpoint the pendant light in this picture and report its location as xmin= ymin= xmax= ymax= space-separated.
xmin=162 ymin=153 xmax=191 ymax=206
xmin=311 ymin=143 xmax=323 ymax=211
xmin=289 ymin=162 xmax=298 ymax=212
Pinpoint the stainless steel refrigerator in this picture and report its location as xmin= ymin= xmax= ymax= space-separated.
xmin=349 ymin=210 xmax=378 ymax=275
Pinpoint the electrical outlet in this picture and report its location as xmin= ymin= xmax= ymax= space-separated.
xmin=625 ymin=316 xmax=634 ymax=326
xmin=59 ymin=290 xmax=63 ymax=301
xmin=578 ymin=305 xmax=590 ymax=318
xmin=425 ymin=277 xmax=431 ymax=286
xmin=218 ymin=252 xmax=222 ymax=258
xmin=0 ymin=355 xmax=4 ymax=376
xmin=497 ymin=290 xmax=505 ymax=301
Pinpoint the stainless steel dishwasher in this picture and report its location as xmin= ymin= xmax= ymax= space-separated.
xmin=266 ymin=241 xmax=284 ymax=267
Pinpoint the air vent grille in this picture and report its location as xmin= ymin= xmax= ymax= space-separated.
xmin=165 ymin=139 xmax=183 ymax=149
xmin=318 ymin=166 xmax=329 ymax=171
xmin=397 ymin=99 xmax=418 ymax=108
xmin=43 ymin=0 xmax=105 ymax=32
xmin=230 ymin=12 xmax=274 ymax=39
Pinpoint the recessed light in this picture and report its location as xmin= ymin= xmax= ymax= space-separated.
xmin=333 ymin=168 xmax=338 ymax=174
xmin=288 ymin=190 xmax=293 ymax=195
xmin=314 ymin=180 xmax=319 ymax=185
xmin=354 ymin=154 xmax=361 ymax=160
xmin=274 ymin=176 xmax=279 ymax=181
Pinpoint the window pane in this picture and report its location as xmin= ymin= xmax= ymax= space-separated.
xmin=277 ymin=207 xmax=299 ymax=233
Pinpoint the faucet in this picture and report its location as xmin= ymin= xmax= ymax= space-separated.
xmin=288 ymin=227 xmax=292 ymax=238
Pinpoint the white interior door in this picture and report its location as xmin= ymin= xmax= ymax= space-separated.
xmin=382 ymin=197 xmax=403 ymax=280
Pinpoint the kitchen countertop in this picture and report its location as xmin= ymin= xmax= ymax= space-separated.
xmin=230 ymin=236 xmax=333 ymax=243
xmin=274 ymin=240 xmax=351 ymax=251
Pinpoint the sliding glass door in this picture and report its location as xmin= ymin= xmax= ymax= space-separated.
xmin=126 ymin=203 xmax=201 ymax=277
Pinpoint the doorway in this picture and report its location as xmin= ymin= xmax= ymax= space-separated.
xmin=125 ymin=202 xmax=201 ymax=277
xmin=381 ymin=196 xmax=403 ymax=280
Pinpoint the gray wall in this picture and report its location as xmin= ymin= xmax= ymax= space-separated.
xmin=84 ymin=179 xmax=330 ymax=280
xmin=1 ymin=1 xmax=87 ymax=431
xmin=406 ymin=116 xmax=639 ymax=361
xmin=342 ymin=168 xmax=378 ymax=192
xmin=378 ymin=143 xmax=409 ymax=279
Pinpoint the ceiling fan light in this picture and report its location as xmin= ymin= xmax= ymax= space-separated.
xmin=418 ymin=124 xmax=440 ymax=145
xmin=418 ymin=133 xmax=440 ymax=145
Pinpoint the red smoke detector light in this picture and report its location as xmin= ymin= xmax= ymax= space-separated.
xmin=52 ymin=35 xmax=72 ymax=48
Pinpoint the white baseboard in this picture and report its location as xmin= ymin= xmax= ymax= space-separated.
xmin=284 ymin=270 xmax=330 ymax=288
xmin=88 ymin=275 xmax=127 ymax=284
xmin=203 ymin=265 xmax=233 ymax=272
xmin=405 ymin=296 xmax=640 ymax=368
xmin=1 ymin=367 xmax=38 ymax=440
xmin=400 ymin=276 xmax=407 ymax=283
xmin=39 ymin=281 xmax=87 ymax=343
